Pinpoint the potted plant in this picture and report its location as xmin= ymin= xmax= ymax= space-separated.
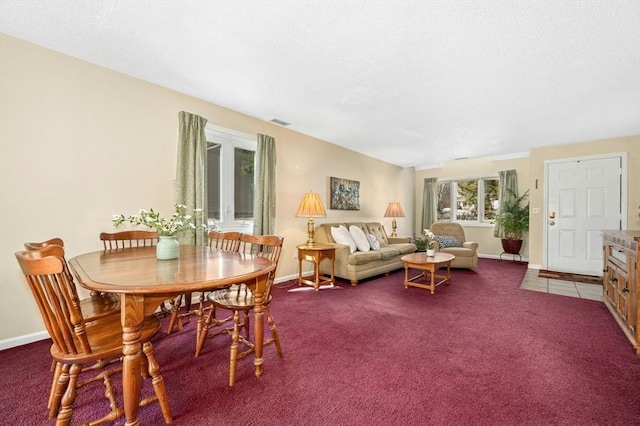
xmin=494 ymin=189 xmax=529 ymax=254
xmin=414 ymin=229 xmax=436 ymax=256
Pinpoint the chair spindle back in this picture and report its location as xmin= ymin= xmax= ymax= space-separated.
xmin=208 ymin=230 xmax=242 ymax=252
xmin=15 ymin=250 xmax=92 ymax=356
xmin=238 ymin=234 xmax=283 ymax=298
xmin=100 ymin=230 xmax=159 ymax=250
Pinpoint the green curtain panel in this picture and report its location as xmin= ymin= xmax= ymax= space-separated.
xmin=494 ymin=169 xmax=518 ymax=238
xmin=421 ymin=177 xmax=438 ymax=231
xmin=176 ymin=111 xmax=208 ymax=245
xmin=253 ymin=134 xmax=276 ymax=236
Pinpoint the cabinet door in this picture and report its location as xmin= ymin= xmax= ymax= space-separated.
xmin=613 ymin=267 xmax=629 ymax=323
xmin=604 ymin=264 xmax=616 ymax=302
xmin=628 ymin=256 xmax=638 ymax=335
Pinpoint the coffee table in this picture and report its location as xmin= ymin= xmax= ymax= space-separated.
xmin=401 ymin=252 xmax=455 ymax=294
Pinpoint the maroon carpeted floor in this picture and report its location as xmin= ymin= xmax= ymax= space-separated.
xmin=1 ymin=258 xmax=639 ymax=425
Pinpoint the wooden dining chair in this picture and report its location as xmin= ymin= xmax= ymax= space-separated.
xmin=99 ymin=230 xmax=159 ymax=249
xmin=208 ymin=230 xmax=242 ymax=252
xmin=195 ymin=234 xmax=284 ymax=386
xmin=24 ymin=238 xmax=120 ymax=322
xmin=14 ymin=249 xmax=172 ymax=425
xmin=23 ymin=241 xmax=122 ymax=413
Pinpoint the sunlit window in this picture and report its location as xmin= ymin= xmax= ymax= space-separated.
xmin=436 ymin=177 xmax=498 ymax=223
xmin=205 ymin=126 xmax=256 ymax=231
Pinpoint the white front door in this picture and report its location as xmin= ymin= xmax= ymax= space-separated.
xmin=546 ymin=156 xmax=623 ymax=276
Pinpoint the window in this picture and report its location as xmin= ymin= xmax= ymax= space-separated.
xmin=436 ymin=177 xmax=499 ymax=223
xmin=205 ymin=126 xmax=256 ymax=231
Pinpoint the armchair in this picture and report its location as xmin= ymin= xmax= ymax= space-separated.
xmin=430 ymin=222 xmax=478 ymax=268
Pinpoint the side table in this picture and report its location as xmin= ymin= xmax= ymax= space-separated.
xmin=297 ymin=243 xmax=336 ymax=290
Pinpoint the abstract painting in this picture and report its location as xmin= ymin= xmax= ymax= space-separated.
xmin=330 ymin=177 xmax=360 ymax=210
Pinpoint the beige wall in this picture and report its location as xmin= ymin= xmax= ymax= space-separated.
xmin=415 ymin=136 xmax=640 ymax=267
xmin=0 ymin=34 xmax=415 ymax=343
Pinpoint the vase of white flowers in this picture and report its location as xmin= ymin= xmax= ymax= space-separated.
xmin=112 ymin=204 xmax=205 ymax=260
xmin=424 ymin=229 xmax=437 ymax=256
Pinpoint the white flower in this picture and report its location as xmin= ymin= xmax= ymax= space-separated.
xmin=112 ymin=204 xmax=206 ymax=237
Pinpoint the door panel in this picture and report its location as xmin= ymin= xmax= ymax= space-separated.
xmin=547 ymin=157 xmax=621 ymax=276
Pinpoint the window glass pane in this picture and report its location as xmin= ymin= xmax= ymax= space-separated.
xmin=456 ymin=180 xmax=478 ymax=220
xmin=484 ymin=179 xmax=499 ymax=221
xmin=234 ymin=147 xmax=254 ymax=222
xmin=207 ymin=143 xmax=221 ymax=221
xmin=437 ymin=182 xmax=452 ymax=221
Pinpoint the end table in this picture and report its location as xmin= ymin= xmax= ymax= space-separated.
xmin=297 ymin=243 xmax=336 ymax=290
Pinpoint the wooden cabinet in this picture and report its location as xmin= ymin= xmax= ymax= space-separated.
xmin=602 ymin=230 xmax=640 ymax=356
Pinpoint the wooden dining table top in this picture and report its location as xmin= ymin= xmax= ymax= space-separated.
xmin=69 ymin=245 xmax=276 ymax=295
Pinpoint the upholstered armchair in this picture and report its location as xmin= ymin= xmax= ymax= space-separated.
xmin=429 ymin=222 xmax=478 ymax=268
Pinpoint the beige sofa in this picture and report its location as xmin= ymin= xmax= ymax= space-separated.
xmin=430 ymin=222 xmax=479 ymax=268
xmin=314 ymin=222 xmax=416 ymax=286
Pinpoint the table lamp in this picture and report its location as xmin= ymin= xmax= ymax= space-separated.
xmin=384 ymin=201 xmax=405 ymax=237
xmin=295 ymin=192 xmax=327 ymax=245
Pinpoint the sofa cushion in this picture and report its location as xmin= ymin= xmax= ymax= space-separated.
xmin=331 ymin=225 xmax=357 ymax=253
xmin=366 ymin=233 xmax=380 ymax=250
xmin=347 ymin=250 xmax=382 ymax=265
xmin=378 ymin=246 xmax=400 ymax=260
xmin=395 ymin=243 xmax=417 ymax=255
xmin=435 ymin=235 xmax=462 ymax=248
xmin=349 ymin=225 xmax=370 ymax=252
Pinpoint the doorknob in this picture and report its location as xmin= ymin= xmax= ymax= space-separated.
xmin=549 ymin=211 xmax=556 ymax=219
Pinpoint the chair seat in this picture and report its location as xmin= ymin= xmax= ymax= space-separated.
xmin=79 ymin=293 xmax=121 ymax=321
xmin=50 ymin=314 xmax=160 ymax=364
xmin=207 ymin=284 xmax=272 ymax=311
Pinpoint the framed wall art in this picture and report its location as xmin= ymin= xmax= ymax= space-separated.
xmin=330 ymin=177 xmax=360 ymax=210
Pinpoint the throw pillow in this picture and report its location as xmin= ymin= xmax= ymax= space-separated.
xmin=366 ymin=233 xmax=380 ymax=250
xmin=331 ymin=225 xmax=357 ymax=253
xmin=435 ymin=235 xmax=463 ymax=248
xmin=349 ymin=225 xmax=370 ymax=252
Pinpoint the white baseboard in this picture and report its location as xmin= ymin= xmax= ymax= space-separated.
xmin=478 ymin=253 xmax=529 ymax=263
xmin=0 ymin=330 xmax=49 ymax=351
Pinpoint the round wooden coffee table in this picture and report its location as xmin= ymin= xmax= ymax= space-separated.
xmin=401 ymin=252 xmax=456 ymax=294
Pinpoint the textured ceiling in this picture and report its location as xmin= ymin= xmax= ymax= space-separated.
xmin=1 ymin=1 xmax=639 ymax=168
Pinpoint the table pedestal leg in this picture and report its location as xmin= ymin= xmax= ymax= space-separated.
xmin=253 ymin=274 xmax=267 ymax=378
xmin=121 ymin=294 xmax=143 ymax=426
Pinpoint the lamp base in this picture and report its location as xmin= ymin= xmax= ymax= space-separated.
xmin=306 ymin=218 xmax=316 ymax=246
xmin=390 ymin=218 xmax=398 ymax=237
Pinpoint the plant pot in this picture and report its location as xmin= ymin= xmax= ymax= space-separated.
xmin=426 ymin=249 xmax=435 ymax=257
xmin=501 ymin=238 xmax=523 ymax=254
xmin=157 ymin=236 xmax=179 ymax=260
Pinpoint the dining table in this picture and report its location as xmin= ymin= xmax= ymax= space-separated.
xmin=68 ymin=244 xmax=276 ymax=426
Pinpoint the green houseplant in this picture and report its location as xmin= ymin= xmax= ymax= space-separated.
xmin=494 ymin=189 xmax=529 ymax=254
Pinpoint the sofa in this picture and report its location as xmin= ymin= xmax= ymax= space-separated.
xmin=429 ymin=222 xmax=479 ymax=268
xmin=314 ymin=222 xmax=416 ymax=286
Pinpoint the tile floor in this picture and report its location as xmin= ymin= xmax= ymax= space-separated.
xmin=520 ymin=269 xmax=603 ymax=302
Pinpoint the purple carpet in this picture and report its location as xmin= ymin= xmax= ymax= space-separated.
xmin=1 ymin=258 xmax=639 ymax=425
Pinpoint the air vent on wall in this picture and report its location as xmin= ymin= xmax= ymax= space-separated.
xmin=270 ymin=118 xmax=291 ymax=127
